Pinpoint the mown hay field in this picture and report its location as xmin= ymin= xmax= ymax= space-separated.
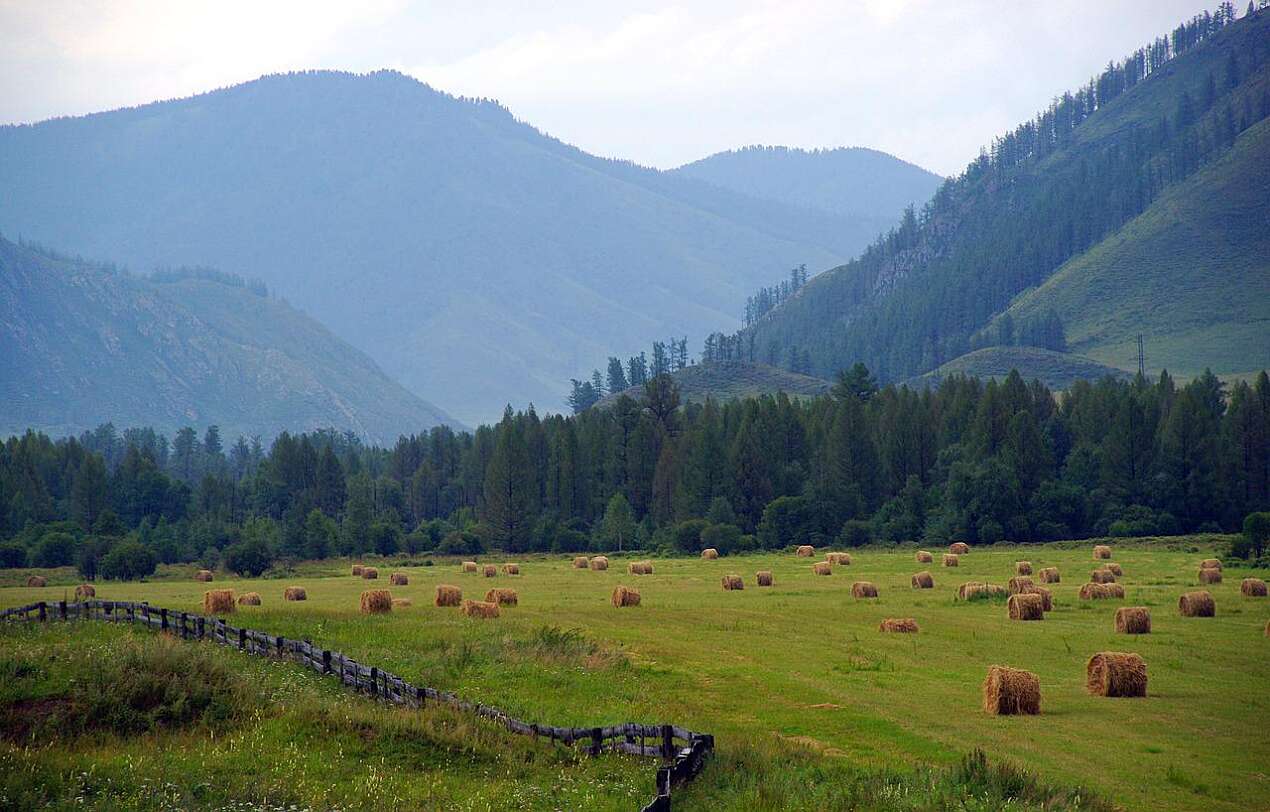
xmin=3 ymin=538 xmax=1268 ymax=811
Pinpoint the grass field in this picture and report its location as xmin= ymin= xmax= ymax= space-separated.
xmin=3 ymin=537 xmax=1269 ymax=810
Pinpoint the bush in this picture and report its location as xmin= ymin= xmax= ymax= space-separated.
xmin=1235 ymin=512 xmax=1270 ymax=560
xmin=757 ymin=496 xmax=816 ymax=549
xmin=672 ymin=519 xmax=710 ymax=554
xmin=222 ymin=538 xmax=272 ymax=577
xmin=838 ymin=519 xmax=874 ymax=548
xmin=100 ymin=541 xmax=157 ymax=581
xmin=977 ymin=519 xmax=1004 ymax=545
xmin=0 ymin=542 xmax=27 ymax=568
xmin=700 ymin=523 xmax=743 ymax=556
xmin=436 ymin=529 xmax=484 ymax=556
xmin=31 ymin=532 xmax=76 ymax=568
xmin=369 ymin=521 xmax=402 ymax=556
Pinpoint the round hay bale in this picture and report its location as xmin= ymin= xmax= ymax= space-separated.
xmin=796 ymin=545 xmax=815 ymax=557
xmin=1086 ymin=652 xmax=1147 ymax=697
xmin=389 ymin=572 xmax=409 ymax=586
xmin=360 ymin=589 xmax=392 ymax=614
xmin=237 ymin=592 xmax=262 ymax=606
xmin=484 ymin=588 xmax=518 ymax=606
xmin=572 ymin=556 xmax=589 ymax=569
xmin=949 ymin=542 xmax=970 ymax=555
xmin=826 ymin=552 xmax=852 ymax=566
xmin=1115 ymin=606 xmax=1151 ymax=634
xmin=626 ymin=560 xmax=654 ymax=575
xmin=361 ymin=567 xmax=379 ymax=580
xmin=462 ymin=561 xmax=479 ymax=573
xmin=203 ymin=589 xmax=235 ymax=614
xmin=943 ymin=553 xmax=960 ymax=567
xmin=25 ymin=575 xmax=47 ymax=588
xmin=756 ymin=570 xmax=774 ymax=587
xmin=1015 ymin=561 xmax=1032 ymax=576
xmin=284 ymin=586 xmax=307 ymax=601
xmin=879 ymin=618 xmax=919 ymax=633
xmin=721 ymin=574 xmax=744 ymax=591
xmin=701 ymin=548 xmax=719 ymax=560
xmin=916 ymin=550 xmax=933 ymax=563
xmin=1197 ymin=568 xmax=1222 ymax=585
xmin=1007 ymin=576 xmax=1034 ymax=595
xmin=1078 ymin=582 xmax=1121 ymax=600
xmin=74 ymin=583 xmax=95 ymax=599
xmin=851 ymin=581 xmax=878 ymax=598
xmin=434 ymin=584 xmax=462 ymax=607
xmin=812 ymin=561 xmax=832 ymax=576
xmin=1199 ymin=558 xmax=1222 ymax=571
xmin=391 ymin=598 xmax=412 ymax=608
xmin=461 ymin=599 xmax=500 ymax=619
xmin=1093 ymin=545 xmax=1112 ymax=560
xmin=1007 ymin=593 xmax=1045 ymax=621
xmin=351 ymin=565 xmax=364 ymax=576
xmin=1105 ymin=563 xmax=1123 ymax=577
xmin=482 ymin=564 xmax=497 ymax=578
xmin=1241 ymin=578 xmax=1267 ymax=597
xmin=194 ymin=570 xmax=214 ymax=582
xmin=1266 ymin=620 xmax=1270 ymax=637
xmin=958 ymin=582 xmax=1008 ymax=601
xmin=1022 ymin=585 xmax=1053 ymax=612
xmin=1038 ymin=567 xmax=1061 ymax=584
xmin=589 ymin=556 xmax=609 ymax=571
xmin=611 ymin=585 xmax=641 ymax=607
xmin=1178 ymin=590 xmax=1215 ymax=617
xmin=911 ymin=571 xmax=934 ymax=589
xmin=1090 ymin=568 xmax=1116 ymax=584
xmin=982 ymin=665 xmax=1040 ymax=715
xmin=503 ymin=563 xmax=520 ymax=575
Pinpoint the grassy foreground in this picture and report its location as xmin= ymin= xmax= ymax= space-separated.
xmin=2 ymin=537 xmax=1268 ymax=810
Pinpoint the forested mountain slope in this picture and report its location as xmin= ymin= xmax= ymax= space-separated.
xmin=597 ymin=360 xmax=830 ymax=409
xmin=0 ymin=238 xmax=456 ymax=442
xmin=745 ymin=6 xmax=1270 ymax=383
xmin=0 ymin=71 xmax=926 ymax=424
xmin=907 ymin=347 xmax=1130 ymax=392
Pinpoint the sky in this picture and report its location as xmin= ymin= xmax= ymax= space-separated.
xmin=0 ymin=0 xmax=1212 ymax=176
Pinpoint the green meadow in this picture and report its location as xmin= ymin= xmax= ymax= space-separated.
xmin=2 ymin=537 xmax=1268 ymax=811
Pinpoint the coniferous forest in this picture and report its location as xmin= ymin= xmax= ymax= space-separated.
xmin=3 ymin=368 xmax=1268 ymax=580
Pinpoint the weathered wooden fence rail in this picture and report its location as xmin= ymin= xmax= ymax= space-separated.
xmin=2 ymin=599 xmax=712 ymax=810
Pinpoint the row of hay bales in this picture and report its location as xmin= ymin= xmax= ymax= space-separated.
xmin=458 ymin=561 xmax=521 ymax=577
xmin=572 ymin=556 xmax=609 ymax=570
xmin=983 ymin=651 xmax=1149 ymax=715
xmin=198 ymin=587 xmax=308 ymax=614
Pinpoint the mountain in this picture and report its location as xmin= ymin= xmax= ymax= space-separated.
xmin=673 ymin=145 xmax=943 ymax=230
xmin=597 ymin=360 xmax=830 ymax=409
xmin=0 ymin=71 xmax=933 ymax=425
xmin=0 ymin=238 xmax=457 ymax=442
xmin=906 ymin=347 xmax=1130 ymax=391
xmin=743 ymin=7 xmax=1270 ymax=385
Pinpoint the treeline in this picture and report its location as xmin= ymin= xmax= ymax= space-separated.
xmin=744 ymin=264 xmax=808 ymax=326
xmin=568 ymin=338 xmax=689 ymax=412
xmin=3 ymin=368 xmax=1268 ymax=578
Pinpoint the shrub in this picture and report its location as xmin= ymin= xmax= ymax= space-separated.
xmin=672 ymin=519 xmax=710 ymax=554
xmin=223 ymin=538 xmax=273 ymax=577
xmin=100 ymin=541 xmax=157 ymax=581
xmin=0 ymin=542 xmax=28 ymax=568
xmin=700 ymin=523 xmax=743 ymax=557
xmin=32 ymin=532 xmax=76 ymax=568
xmin=437 ymin=529 xmax=485 ymax=556
xmin=976 ymin=519 xmax=1004 ymax=545
xmin=1237 ymin=512 xmax=1270 ymax=560
xmin=838 ymin=519 xmax=874 ymax=548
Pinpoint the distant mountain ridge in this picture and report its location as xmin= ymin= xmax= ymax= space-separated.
xmin=0 ymin=70 xmax=937 ymax=424
xmin=0 ymin=237 xmax=457 ymax=442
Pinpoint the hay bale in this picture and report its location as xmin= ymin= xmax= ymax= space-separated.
xmin=1007 ymin=576 xmax=1034 ymax=595
xmin=1241 ymin=578 xmax=1267 ymax=597
xmin=25 ymin=575 xmax=47 ymax=588
xmin=74 ymin=583 xmax=95 ymax=599
xmin=1266 ymin=620 xmax=1270 ymax=637
xmin=611 ymin=585 xmax=641 ymax=607
xmin=361 ymin=567 xmax=379 ymax=580
xmin=1079 ymin=583 xmax=1122 ymax=600
xmin=879 ymin=618 xmax=919 ymax=633
xmin=484 ymin=588 xmax=518 ymax=606
xmin=943 ymin=553 xmax=959 ymax=567
xmin=461 ymin=561 xmax=478 ymax=573
xmin=915 ymin=550 xmax=933 ymax=563
xmin=389 ymin=572 xmax=409 ymax=586
xmin=1007 ymin=593 xmax=1045 ymax=620
xmin=194 ymin=569 xmax=214 ymax=582
xmin=351 ymin=565 xmax=364 ymax=576
xmin=982 ymin=665 xmax=1040 ymax=715
xmin=1178 ymin=590 xmax=1215 ymax=617
xmin=826 ymin=552 xmax=852 ymax=565
xmin=284 ymin=586 xmax=307 ymax=601
xmin=461 ymin=599 xmax=500 ymax=619
xmin=572 ymin=556 xmax=589 ymax=569
xmin=1021 ymin=585 xmax=1053 ymax=611
xmin=701 ymin=548 xmax=719 ymax=560
xmin=1197 ymin=568 xmax=1222 ymax=585
xmin=949 ymin=542 xmax=970 ymax=555
xmin=1090 ymin=568 xmax=1116 ymax=584
xmin=391 ymin=598 xmax=412 ymax=608
xmin=1199 ymin=558 xmax=1222 ymax=571
xmin=360 ymin=589 xmax=392 ymax=614
xmin=237 ymin=592 xmax=261 ymax=606
xmin=626 ymin=560 xmax=654 ymax=575
xmin=1093 ymin=545 xmax=1112 ymax=560
xmin=812 ymin=561 xmax=832 ymax=576
xmin=721 ymin=574 xmax=744 ymax=591
xmin=503 ymin=563 xmax=520 ymax=575
xmin=1086 ymin=652 xmax=1147 ymax=697
xmin=1015 ymin=561 xmax=1032 ymax=576
xmin=482 ymin=564 xmax=497 ymax=578
xmin=589 ymin=556 xmax=609 ymax=571
xmin=796 ymin=545 xmax=815 ymax=557
xmin=851 ymin=581 xmax=878 ymax=598
xmin=1105 ymin=563 xmax=1123 ymax=577
xmin=756 ymin=570 xmax=774 ymax=587
xmin=1038 ymin=567 xmax=1061 ymax=584
xmin=911 ymin=571 xmax=934 ymax=589
xmin=1115 ymin=607 xmax=1151 ymax=634
xmin=434 ymin=584 xmax=462 ymax=607
xmin=203 ymin=589 xmax=235 ymax=614
xmin=957 ymin=582 xmax=985 ymax=600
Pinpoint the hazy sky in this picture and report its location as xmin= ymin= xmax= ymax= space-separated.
xmin=1 ymin=0 xmax=1210 ymax=175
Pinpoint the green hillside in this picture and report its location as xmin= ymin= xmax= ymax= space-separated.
xmin=0 ymin=238 xmax=457 ymax=442
xmin=907 ymin=347 xmax=1131 ymax=391
xmin=597 ymin=361 xmax=830 ymax=408
xmin=997 ymin=116 xmax=1270 ymax=378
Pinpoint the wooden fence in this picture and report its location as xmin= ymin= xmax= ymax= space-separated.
xmin=1 ymin=599 xmax=713 ymax=810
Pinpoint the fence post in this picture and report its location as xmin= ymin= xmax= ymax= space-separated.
xmin=276 ymin=636 xmax=284 ymax=659
xmin=197 ymin=616 xmax=205 ymax=639
xmin=661 ymin=725 xmax=675 ymax=760
xmin=322 ymin=650 xmax=332 ymax=675
xmin=238 ymin=627 xmax=246 ymax=651
xmin=591 ymin=727 xmax=603 ymax=757
xmin=38 ymin=602 xmax=47 ymax=622
xmin=59 ymin=600 xmax=67 ymax=621
xmin=160 ymin=608 xmax=168 ymax=632
xmin=369 ymin=667 xmax=378 ymax=697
